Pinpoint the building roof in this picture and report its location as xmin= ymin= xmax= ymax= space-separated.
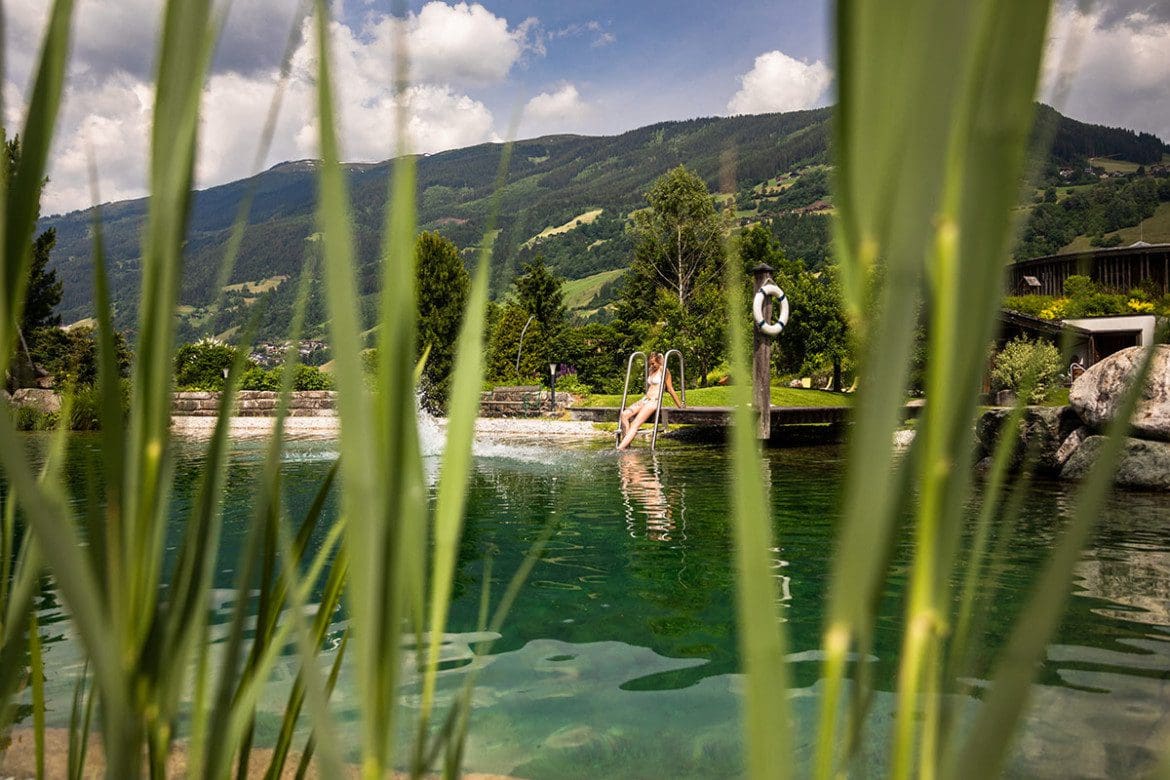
xmin=999 ymin=309 xmax=1090 ymax=337
xmin=1010 ymin=241 xmax=1170 ymax=270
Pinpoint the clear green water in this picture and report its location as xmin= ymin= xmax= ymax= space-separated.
xmin=23 ymin=433 xmax=1170 ymax=778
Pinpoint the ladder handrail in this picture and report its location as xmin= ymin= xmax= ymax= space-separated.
xmin=650 ymin=349 xmax=685 ymax=450
xmin=618 ymin=351 xmax=648 ymax=446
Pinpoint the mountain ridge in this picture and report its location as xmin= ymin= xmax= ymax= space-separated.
xmin=40 ymin=104 xmax=1168 ymax=340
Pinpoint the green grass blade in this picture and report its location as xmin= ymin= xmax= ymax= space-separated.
xmin=217 ymin=520 xmax=348 ymax=777
xmin=294 ymin=630 xmax=350 ymax=780
xmin=185 ymin=613 xmax=212 ymax=780
xmin=266 ymin=515 xmax=349 ymax=780
xmin=29 ymin=610 xmax=45 ymax=779
xmin=422 ymin=524 xmax=557 ymax=775
xmin=66 ymin=662 xmax=94 ymax=780
xmin=84 ymin=171 xmax=127 ymax=618
xmin=417 ymin=208 xmax=491 ymax=761
xmin=0 ymin=0 xmax=73 ymax=369
xmin=0 ymin=410 xmax=123 ymax=723
xmin=121 ymin=2 xmax=217 ymax=707
xmin=266 ymin=542 xmax=349 ymax=780
xmin=309 ymin=2 xmax=387 ymax=771
xmin=724 ymin=229 xmax=791 ymax=780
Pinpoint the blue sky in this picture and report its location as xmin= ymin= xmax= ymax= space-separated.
xmin=407 ymin=0 xmax=833 ymax=133
xmin=2 ymin=0 xmax=1167 ymax=214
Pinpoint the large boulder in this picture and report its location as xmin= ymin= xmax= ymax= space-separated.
xmin=9 ymin=388 xmax=61 ymax=414
xmin=1069 ymin=345 xmax=1170 ymax=441
xmin=1060 ymin=435 xmax=1170 ymax=491
xmin=974 ymin=406 xmax=1081 ymax=474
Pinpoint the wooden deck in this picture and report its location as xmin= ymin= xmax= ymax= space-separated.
xmin=569 ymin=403 xmax=922 ymax=442
xmin=569 ymin=405 xmax=851 ymax=426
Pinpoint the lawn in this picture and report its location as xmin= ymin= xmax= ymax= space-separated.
xmin=523 ymin=208 xmax=603 ymax=247
xmin=222 ymin=275 xmax=288 ymax=294
xmin=1088 ymin=156 xmax=1142 ymax=174
xmin=1061 ymin=201 xmax=1170 ymax=253
xmin=576 ymin=384 xmax=851 ymax=408
xmin=562 ymin=268 xmax=625 ymax=310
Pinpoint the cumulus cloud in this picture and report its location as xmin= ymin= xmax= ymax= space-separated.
xmin=3 ymin=1 xmax=535 ymax=214
xmin=1069 ymin=0 xmax=1170 ymax=28
xmin=1043 ymin=4 xmax=1170 ymax=142
xmin=364 ymin=2 xmax=541 ymax=86
xmin=727 ymin=50 xmax=832 ymax=115
xmin=523 ymin=84 xmax=588 ymax=125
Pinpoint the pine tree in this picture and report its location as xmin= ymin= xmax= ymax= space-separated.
xmin=415 ymin=231 xmax=470 ymax=408
xmin=6 ymin=137 xmax=62 ymax=331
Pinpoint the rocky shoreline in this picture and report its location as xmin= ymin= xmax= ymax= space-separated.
xmin=975 ymin=345 xmax=1170 ymax=491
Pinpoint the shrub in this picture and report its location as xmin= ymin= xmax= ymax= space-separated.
xmin=991 ymin=337 xmax=1064 ymax=403
xmin=239 ymin=365 xmax=280 ymax=391
xmin=13 ymin=405 xmax=53 ymax=431
xmin=553 ymin=373 xmax=591 ymax=395
xmin=1127 ymin=299 xmax=1155 ymax=313
xmin=27 ymin=325 xmax=131 ymax=386
xmin=174 ymin=338 xmax=241 ymax=390
xmin=1038 ymin=297 xmax=1069 ymax=320
xmin=292 ymin=364 xmax=333 ymax=391
xmin=67 ymin=385 xmax=102 ymax=431
xmin=1002 ymin=294 xmax=1051 ymax=318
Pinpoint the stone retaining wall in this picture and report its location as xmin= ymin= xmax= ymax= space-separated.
xmin=172 ymin=390 xmax=336 ymax=417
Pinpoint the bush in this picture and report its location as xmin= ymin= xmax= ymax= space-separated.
xmin=991 ymin=337 xmax=1064 ymax=403
xmin=238 ymin=364 xmax=333 ymax=391
xmin=27 ymin=325 xmax=131 ymax=386
xmin=1002 ymin=294 xmax=1051 ymax=318
xmin=553 ymin=373 xmax=591 ymax=395
xmin=175 ymin=339 xmax=241 ymax=390
xmin=13 ymin=405 xmax=54 ymax=431
xmin=67 ymin=385 xmax=102 ymax=431
xmin=292 ymin=364 xmax=333 ymax=391
xmin=239 ymin=365 xmax=280 ymax=391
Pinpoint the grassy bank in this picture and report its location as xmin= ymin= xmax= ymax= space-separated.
xmin=576 ymin=384 xmax=850 ymax=407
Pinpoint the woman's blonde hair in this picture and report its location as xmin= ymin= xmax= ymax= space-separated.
xmin=648 ymin=352 xmax=664 ymax=370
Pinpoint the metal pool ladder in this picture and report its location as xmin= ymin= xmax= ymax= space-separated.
xmin=617 ymin=349 xmax=686 ymax=451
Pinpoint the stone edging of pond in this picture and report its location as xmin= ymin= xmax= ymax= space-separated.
xmin=975 ymin=344 xmax=1170 ymax=491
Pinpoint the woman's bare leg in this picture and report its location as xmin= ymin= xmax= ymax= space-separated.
xmin=620 ymin=405 xmax=636 ymax=434
xmin=617 ymin=403 xmax=658 ymax=450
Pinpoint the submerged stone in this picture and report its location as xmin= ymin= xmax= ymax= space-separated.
xmin=1060 ymin=435 xmax=1170 ymax=491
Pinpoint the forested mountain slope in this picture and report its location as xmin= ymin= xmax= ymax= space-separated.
xmin=40 ymin=104 xmax=1166 ymax=340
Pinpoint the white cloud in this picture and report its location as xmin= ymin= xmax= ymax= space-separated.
xmin=524 ymin=84 xmax=588 ymax=125
xmin=727 ymin=50 xmax=832 ymax=115
xmin=551 ymin=20 xmax=615 ymax=49
xmin=362 ymin=2 xmax=539 ymax=86
xmin=1042 ymin=6 xmax=1170 ymax=142
xmin=7 ymin=2 xmax=535 ymax=214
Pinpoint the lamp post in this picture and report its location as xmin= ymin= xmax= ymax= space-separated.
xmin=549 ymin=362 xmax=557 ymax=412
xmin=515 ymin=315 xmax=535 ymax=377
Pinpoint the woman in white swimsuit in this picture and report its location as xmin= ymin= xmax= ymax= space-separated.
xmin=617 ymin=352 xmax=683 ymax=451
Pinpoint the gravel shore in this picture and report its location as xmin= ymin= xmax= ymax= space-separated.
xmin=171 ymin=415 xmax=610 ymax=443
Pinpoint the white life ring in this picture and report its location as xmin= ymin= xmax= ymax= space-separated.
xmin=753 ymin=282 xmax=789 ymax=337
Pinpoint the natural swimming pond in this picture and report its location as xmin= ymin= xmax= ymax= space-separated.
xmin=22 ymin=430 xmax=1170 ymax=778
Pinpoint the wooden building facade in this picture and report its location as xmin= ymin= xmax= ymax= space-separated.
xmin=1006 ymin=242 xmax=1170 ymax=296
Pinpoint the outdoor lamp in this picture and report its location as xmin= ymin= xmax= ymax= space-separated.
xmin=549 ymin=363 xmax=557 ymax=410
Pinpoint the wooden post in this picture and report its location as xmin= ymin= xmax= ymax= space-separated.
xmin=752 ymin=262 xmax=773 ymax=440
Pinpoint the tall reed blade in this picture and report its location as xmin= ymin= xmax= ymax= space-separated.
xmin=0 ymin=0 xmax=72 ymax=377
xmin=309 ymin=1 xmax=390 ymax=773
xmin=724 ymin=229 xmax=791 ymax=779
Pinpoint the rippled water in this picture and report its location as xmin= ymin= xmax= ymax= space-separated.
xmin=17 ymin=432 xmax=1170 ymax=778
